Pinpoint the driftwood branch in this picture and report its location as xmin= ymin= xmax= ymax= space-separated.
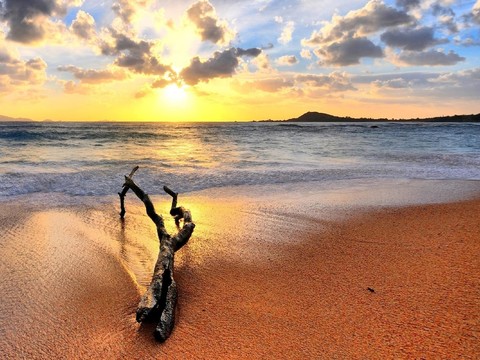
xmin=118 ymin=165 xmax=139 ymax=218
xmin=119 ymin=167 xmax=195 ymax=342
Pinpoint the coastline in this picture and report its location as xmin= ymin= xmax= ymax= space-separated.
xmin=1 ymin=179 xmax=479 ymax=359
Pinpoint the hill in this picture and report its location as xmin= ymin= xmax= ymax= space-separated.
xmin=282 ymin=111 xmax=480 ymax=123
xmin=0 ymin=114 xmax=33 ymax=122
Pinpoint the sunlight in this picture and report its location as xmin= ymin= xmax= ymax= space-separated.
xmin=162 ymin=84 xmax=188 ymax=104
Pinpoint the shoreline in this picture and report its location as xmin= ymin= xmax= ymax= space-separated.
xmin=1 ymin=180 xmax=479 ymax=358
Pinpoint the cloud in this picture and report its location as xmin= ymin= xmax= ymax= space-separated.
xmin=300 ymin=49 xmax=312 ymax=59
xmin=434 ymin=67 xmax=480 ymax=84
xmin=303 ymin=0 xmax=412 ymax=46
xmin=112 ymin=0 xmax=152 ymax=23
xmin=455 ymin=37 xmax=480 ymax=47
xmin=473 ymin=0 xmax=480 ymax=24
xmin=353 ymin=71 xmax=437 ymax=85
xmin=70 ymin=10 xmax=95 ymax=40
xmin=151 ymin=78 xmax=171 ymax=89
xmin=380 ymin=27 xmax=446 ymax=51
xmin=431 ymin=4 xmax=458 ymax=33
xmin=315 ymin=36 xmax=383 ymax=66
xmin=353 ymin=68 xmax=480 ymax=102
xmin=425 ymin=67 xmax=480 ymax=99
xmin=394 ymin=49 xmax=465 ymax=66
xmin=246 ymin=77 xmax=294 ymax=92
xmin=134 ymin=87 xmax=152 ymax=98
xmin=418 ymin=67 xmax=480 ymax=99
xmin=99 ymin=29 xmax=170 ymax=76
xmin=57 ymin=65 xmax=127 ymax=84
xmin=237 ymin=47 xmax=262 ymax=57
xmin=278 ymin=21 xmax=294 ymax=45
xmin=395 ymin=0 xmax=420 ymax=10
xmin=0 ymin=46 xmax=47 ymax=93
xmin=180 ymin=47 xmax=261 ymax=85
xmin=0 ymin=0 xmax=70 ymax=43
xmin=186 ymin=0 xmax=234 ymax=45
xmin=252 ymin=53 xmax=272 ymax=71
xmin=276 ymin=55 xmax=298 ymax=66
xmin=296 ymin=72 xmax=355 ymax=91
xmin=372 ymin=77 xmax=410 ymax=88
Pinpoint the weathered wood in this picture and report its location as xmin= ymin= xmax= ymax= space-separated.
xmin=120 ymin=167 xmax=195 ymax=342
xmin=118 ymin=166 xmax=139 ymax=218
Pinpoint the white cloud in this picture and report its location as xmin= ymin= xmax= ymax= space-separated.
xmin=300 ymin=49 xmax=312 ymax=59
xmin=278 ymin=21 xmax=295 ymax=45
xmin=276 ymin=55 xmax=298 ymax=66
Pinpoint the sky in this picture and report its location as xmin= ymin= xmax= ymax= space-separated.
xmin=0 ymin=0 xmax=479 ymax=121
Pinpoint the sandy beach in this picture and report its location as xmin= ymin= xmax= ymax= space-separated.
xmin=1 ymin=180 xmax=480 ymax=359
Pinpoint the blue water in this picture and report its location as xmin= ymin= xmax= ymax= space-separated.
xmin=0 ymin=121 xmax=479 ymax=199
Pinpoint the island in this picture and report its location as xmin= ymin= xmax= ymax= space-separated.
xmin=259 ymin=111 xmax=480 ymax=123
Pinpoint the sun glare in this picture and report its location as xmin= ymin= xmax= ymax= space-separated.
xmin=162 ymin=84 xmax=188 ymax=103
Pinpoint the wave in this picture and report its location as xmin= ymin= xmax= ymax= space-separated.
xmin=1 ymin=164 xmax=479 ymax=198
xmin=0 ymin=122 xmax=479 ymax=199
xmin=0 ymin=129 xmax=173 ymax=144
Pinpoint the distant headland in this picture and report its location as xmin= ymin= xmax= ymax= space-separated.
xmin=0 ymin=114 xmax=33 ymax=122
xmin=259 ymin=112 xmax=480 ymax=123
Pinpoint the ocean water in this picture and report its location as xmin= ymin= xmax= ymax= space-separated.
xmin=0 ymin=121 xmax=479 ymax=200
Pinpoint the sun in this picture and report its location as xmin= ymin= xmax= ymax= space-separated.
xmin=162 ymin=84 xmax=188 ymax=103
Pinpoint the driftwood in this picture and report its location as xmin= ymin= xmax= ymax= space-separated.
xmin=118 ymin=165 xmax=139 ymax=218
xmin=119 ymin=167 xmax=195 ymax=341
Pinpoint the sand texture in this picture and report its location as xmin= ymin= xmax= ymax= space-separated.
xmin=1 ymin=185 xmax=479 ymax=359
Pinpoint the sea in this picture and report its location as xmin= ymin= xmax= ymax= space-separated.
xmin=0 ymin=121 xmax=479 ymax=201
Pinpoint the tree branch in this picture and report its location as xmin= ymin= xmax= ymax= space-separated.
xmin=119 ymin=167 xmax=195 ymax=342
xmin=118 ymin=166 xmax=139 ymax=218
xmin=164 ymin=186 xmax=196 ymax=251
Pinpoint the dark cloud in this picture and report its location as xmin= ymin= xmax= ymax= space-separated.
xmin=315 ymin=37 xmax=383 ymax=66
xmin=100 ymin=30 xmax=170 ymax=76
xmin=115 ymin=54 xmax=170 ymax=75
xmin=431 ymin=4 xmax=458 ymax=33
xmin=180 ymin=47 xmax=262 ymax=85
xmin=0 ymin=0 xmax=66 ymax=43
xmin=396 ymin=49 xmax=465 ymax=66
xmin=186 ymin=0 xmax=233 ymax=44
xmin=395 ymin=0 xmax=420 ymax=10
xmin=303 ymin=1 xmax=412 ymax=45
xmin=381 ymin=27 xmax=446 ymax=51
xmin=237 ymin=47 xmax=262 ymax=57
xmin=180 ymin=48 xmax=238 ymax=85
xmin=70 ymin=10 xmax=96 ymax=40
xmin=57 ymin=65 xmax=127 ymax=84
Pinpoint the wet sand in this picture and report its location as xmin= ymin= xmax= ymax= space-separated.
xmin=1 ymin=181 xmax=480 ymax=359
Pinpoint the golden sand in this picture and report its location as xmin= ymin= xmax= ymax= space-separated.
xmin=1 ymin=188 xmax=479 ymax=359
